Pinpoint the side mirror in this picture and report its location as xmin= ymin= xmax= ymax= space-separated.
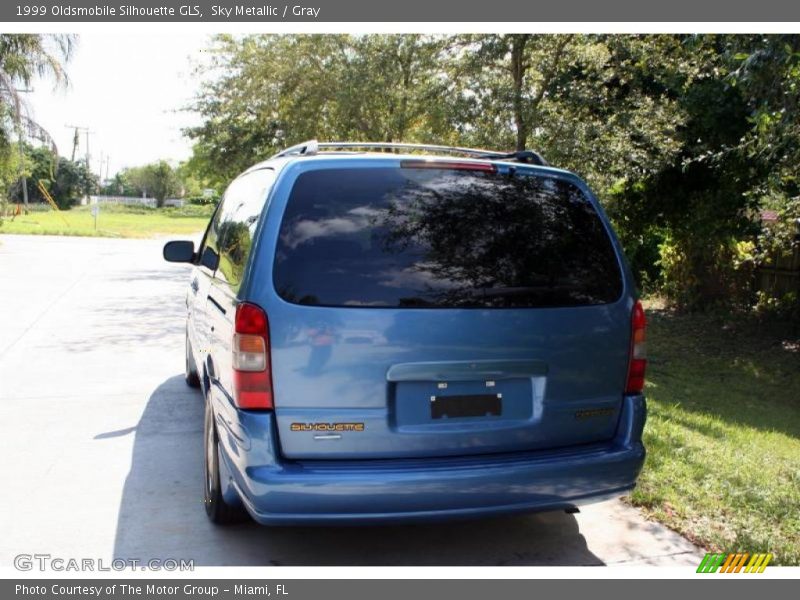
xmin=163 ymin=240 xmax=195 ymax=263
xmin=200 ymin=246 xmax=219 ymax=271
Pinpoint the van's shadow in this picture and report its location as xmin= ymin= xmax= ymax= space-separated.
xmin=112 ymin=376 xmax=604 ymax=566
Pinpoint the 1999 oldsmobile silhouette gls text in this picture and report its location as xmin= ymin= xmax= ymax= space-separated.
xmin=163 ymin=141 xmax=648 ymax=525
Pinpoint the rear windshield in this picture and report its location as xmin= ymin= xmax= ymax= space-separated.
xmin=273 ymin=166 xmax=623 ymax=308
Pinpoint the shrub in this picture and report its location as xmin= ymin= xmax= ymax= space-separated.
xmin=752 ymin=196 xmax=800 ymax=322
xmin=186 ymin=195 xmax=216 ymax=206
xmin=658 ymin=233 xmax=756 ymax=311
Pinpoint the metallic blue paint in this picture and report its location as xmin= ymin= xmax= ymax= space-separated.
xmin=186 ymin=154 xmax=647 ymax=524
xmin=245 ymin=157 xmax=635 ymax=461
xmin=212 ymin=386 xmax=645 ymax=525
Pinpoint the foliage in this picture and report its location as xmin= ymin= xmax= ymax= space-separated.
xmin=175 ymin=160 xmax=218 ymax=200
xmin=7 ymin=144 xmax=97 ymax=209
xmin=100 ymin=160 xmax=217 ymax=207
xmin=604 ymin=35 xmax=800 ymax=310
xmin=185 ymin=34 xmax=697 ymax=294
xmin=99 ymin=171 xmax=138 ymax=197
xmin=183 ymin=34 xmax=800 ymax=314
xmin=120 ymin=160 xmax=180 ymax=207
xmin=631 ymin=307 xmax=800 ymax=564
xmin=753 ymin=195 xmax=800 ymax=319
xmin=0 ymin=34 xmax=76 ymax=227
xmin=446 ymin=35 xmax=689 ymax=195
xmin=728 ymin=36 xmax=800 ymax=194
xmin=186 ymin=34 xmax=453 ymax=186
xmin=754 ymin=291 xmax=800 ymax=322
xmin=0 ymin=35 xmax=75 ymax=191
xmin=657 ymin=233 xmax=756 ymax=311
xmin=0 ymin=147 xmax=21 ymax=223
xmin=187 ymin=35 xmax=687 ymax=193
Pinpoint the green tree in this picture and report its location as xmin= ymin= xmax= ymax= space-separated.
xmin=185 ymin=34 xmax=800 ymax=314
xmin=726 ymin=35 xmax=800 ymax=316
xmin=186 ymin=34 xmax=449 ymax=185
xmin=10 ymin=145 xmax=97 ymax=208
xmin=124 ymin=160 xmax=180 ymax=207
xmin=100 ymin=171 xmax=138 ymax=197
xmin=446 ymin=35 xmax=690 ymax=194
xmin=445 ymin=35 xmax=575 ymax=152
xmin=606 ymin=35 xmax=796 ymax=309
xmin=0 ymin=34 xmax=75 ymax=205
xmin=175 ymin=158 xmax=219 ymax=201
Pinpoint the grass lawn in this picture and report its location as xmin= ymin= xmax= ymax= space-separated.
xmin=0 ymin=203 xmax=214 ymax=238
xmin=632 ymin=304 xmax=800 ymax=564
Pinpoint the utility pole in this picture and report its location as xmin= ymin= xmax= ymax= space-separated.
xmin=69 ymin=127 xmax=79 ymax=161
xmin=65 ymin=125 xmax=94 ymax=205
xmin=97 ymin=152 xmax=111 ymax=191
xmin=17 ymin=130 xmax=29 ymax=208
xmin=65 ymin=124 xmax=93 ymax=171
xmin=85 ymin=129 xmax=91 ymax=172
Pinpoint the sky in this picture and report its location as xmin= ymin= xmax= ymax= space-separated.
xmin=26 ymin=33 xmax=212 ymax=179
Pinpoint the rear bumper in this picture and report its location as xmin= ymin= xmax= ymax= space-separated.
xmin=214 ymin=392 xmax=646 ymax=525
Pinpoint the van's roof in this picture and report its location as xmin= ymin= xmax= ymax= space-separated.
xmin=241 ymin=140 xmax=572 ymax=177
xmin=244 ymin=151 xmax=573 ymax=178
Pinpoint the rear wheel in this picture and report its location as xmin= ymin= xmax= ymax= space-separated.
xmin=203 ymin=395 xmax=248 ymax=524
xmin=185 ymin=331 xmax=200 ymax=388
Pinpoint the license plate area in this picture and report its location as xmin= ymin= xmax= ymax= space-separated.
xmin=430 ymin=393 xmax=502 ymax=419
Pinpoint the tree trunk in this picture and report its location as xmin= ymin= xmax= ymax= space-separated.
xmin=511 ymin=35 xmax=529 ymax=151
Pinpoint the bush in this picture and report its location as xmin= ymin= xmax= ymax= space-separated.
xmin=186 ymin=195 xmax=217 ymax=206
xmin=754 ymin=291 xmax=800 ymax=322
xmin=162 ymin=204 xmax=215 ymax=219
xmin=752 ymin=197 xmax=800 ymax=322
xmin=614 ymin=223 xmax=667 ymax=293
xmin=658 ymin=233 xmax=756 ymax=312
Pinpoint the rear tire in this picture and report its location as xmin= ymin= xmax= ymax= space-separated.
xmin=203 ymin=395 xmax=248 ymax=524
xmin=185 ymin=331 xmax=200 ymax=388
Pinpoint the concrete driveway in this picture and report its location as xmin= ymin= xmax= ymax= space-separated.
xmin=0 ymin=234 xmax=702 ymax=567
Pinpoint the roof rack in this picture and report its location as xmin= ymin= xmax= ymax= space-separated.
xmin=272 ymin=139 xmax=319 ymax=158
xmin=271 ymin=140 xmax=549 ymax=166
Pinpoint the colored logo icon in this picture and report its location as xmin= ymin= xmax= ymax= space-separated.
xmin=697 ymin=553 xmax=773 ymax=573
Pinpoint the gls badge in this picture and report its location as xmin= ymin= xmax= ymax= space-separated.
xmin=180 ymin=5 xmax=202 ymax=16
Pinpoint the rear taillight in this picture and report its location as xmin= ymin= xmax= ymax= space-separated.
xmin=625 ymin=300 xmax=647 ymax=395
xmin=232 ymin=302 xmax=273 ymax=410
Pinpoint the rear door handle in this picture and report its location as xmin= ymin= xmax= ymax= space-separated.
xmin=190 ymin=278 xmax=199 ymax=294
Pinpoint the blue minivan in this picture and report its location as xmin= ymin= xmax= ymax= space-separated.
xmin=163 ymin=141 xmax=647 ymax=525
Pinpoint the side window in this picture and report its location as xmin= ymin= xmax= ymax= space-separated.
xmin=196 ymin=198 xmax=227 ymax=272
xmin=215 ymin=169 xmax=276 ymax=293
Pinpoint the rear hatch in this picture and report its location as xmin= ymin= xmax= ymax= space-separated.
xmin=264 ymin=160 xmax=630 ymax=460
